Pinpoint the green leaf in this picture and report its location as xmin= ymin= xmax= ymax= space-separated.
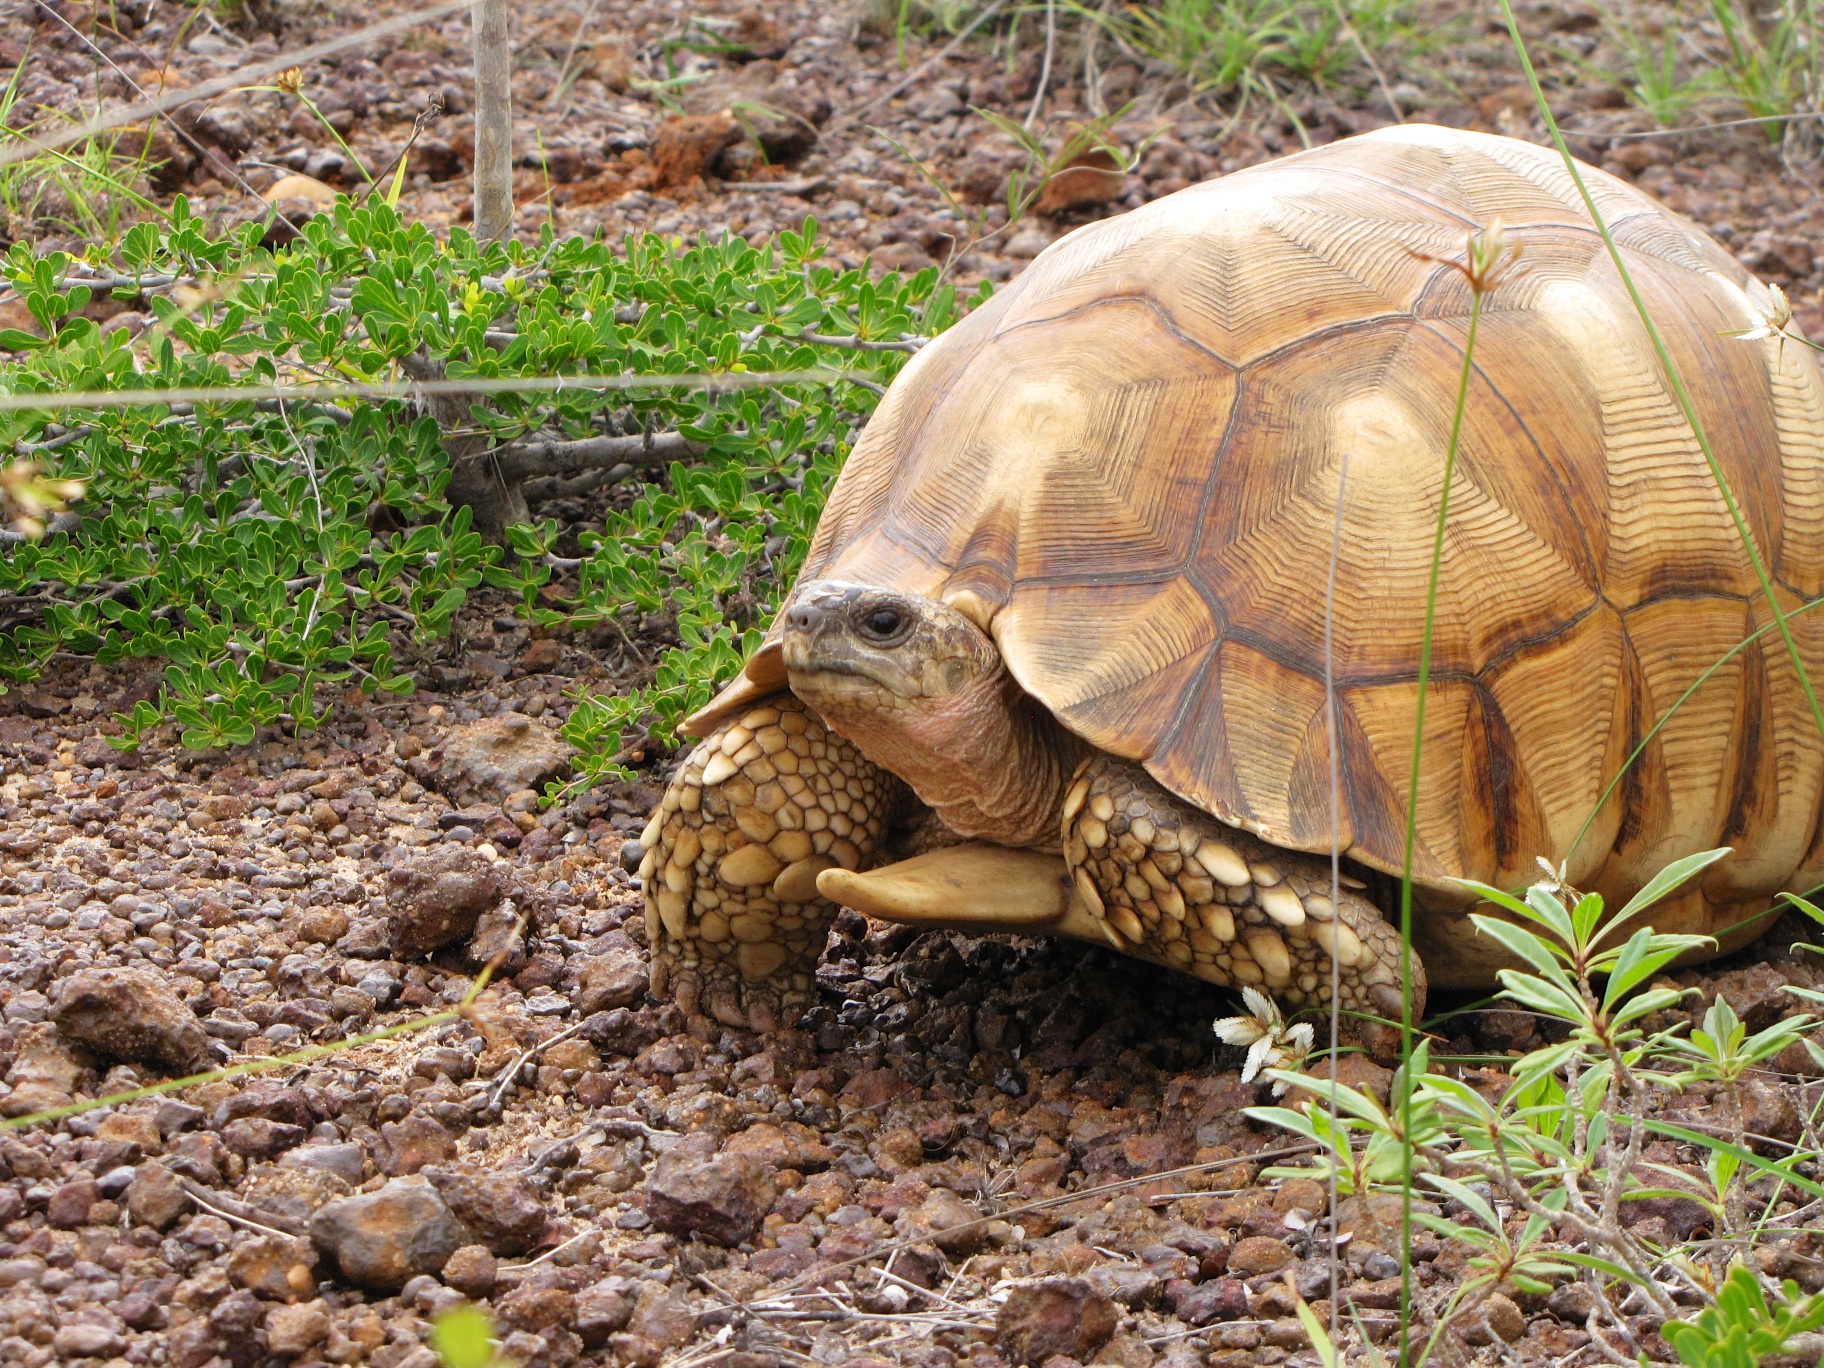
xmin=1601 ymin=926 xmax=1688 ymax=1009
xmin=1471 ymin=913 xmax=1572 ymax=978
xmin=429 ymin=1304 xmax=496 ymax=1368
xmin=1645 ymin=1121 xmax=1824 ymax=1201
xmin=1609 ymin=847 xmax=1732 ymax=933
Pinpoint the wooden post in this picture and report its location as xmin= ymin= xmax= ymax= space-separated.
xmin=471 ymin=0 xmax=513 ymax=241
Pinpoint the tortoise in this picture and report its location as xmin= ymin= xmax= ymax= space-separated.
xmin=637 ymin=123 xmax=1824 ymax=1045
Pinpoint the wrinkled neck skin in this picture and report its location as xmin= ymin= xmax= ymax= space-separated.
xmin=803 ymin=663 xmax=1083 ymax=852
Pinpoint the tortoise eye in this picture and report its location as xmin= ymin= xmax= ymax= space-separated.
xmin=861 ymin=607 xmax=906 ymax=640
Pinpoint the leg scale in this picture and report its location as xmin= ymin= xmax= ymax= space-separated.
xmin=642 ymin=693 xmax=896 ymax=1030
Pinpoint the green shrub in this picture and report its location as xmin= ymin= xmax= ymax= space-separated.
xmin=0 ymin=196 xmax=969 ymax=779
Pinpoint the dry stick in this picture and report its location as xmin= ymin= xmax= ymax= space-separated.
xmin=1025 ymin=0 xmax=1058 ymax=130
xmin=0 ymin=369 xmax=865 ymax=415
xmin=180 ymin=1179 xmax=305 ymax=1239
xmin=470 ymin=0 xmax=514 ymax=242
xmin=487 ymin=1015 xmax=585 ymax=1111
xmin=0 ymin=0 xmax=476 ymax=171
xmin=1329 ymin=0 xmax=1403 ymax=126
xmin=1560 ymin=110 xmax=1824 ymax=140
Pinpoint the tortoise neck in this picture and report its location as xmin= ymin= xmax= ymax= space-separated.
xmin=812 ymin=667 xmax=1084 ymax=851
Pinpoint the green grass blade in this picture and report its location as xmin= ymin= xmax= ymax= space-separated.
xmin=1395 ymin=249 xmax=1489 ymax=1368
xmin=1567 ymin=595 xmax=1824 ymax=868
xmin=1497 ymin=0 xmax=1824 ymax=767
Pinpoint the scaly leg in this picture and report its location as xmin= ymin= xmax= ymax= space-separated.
xmin=641 ymin=692 xmax=898 ymax=1031
xmin=1062 ymin=756 xmax=1419 ymax=1050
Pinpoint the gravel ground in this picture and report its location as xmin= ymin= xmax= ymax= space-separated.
xmin=6 ymin=1 xmax=1824 ymax=1366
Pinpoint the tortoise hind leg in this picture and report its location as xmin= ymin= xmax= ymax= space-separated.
xmin=1062 ymin=755 xmax=1419 ymax=1053
xmin=642 ymin=692 xmax=898 ymax=1031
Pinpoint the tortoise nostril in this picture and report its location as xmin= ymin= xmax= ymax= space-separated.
xmin=785 ymin=604 xmax=820 ymax=631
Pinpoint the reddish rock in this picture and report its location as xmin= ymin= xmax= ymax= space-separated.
xmin=575 ymin=1282 xmax=633 ymax=1347
xmin=127 ymin=1161 xmax=191 ymax=1231
xmin=575 ymin=950 xmax=648 ymax=1014
xmin=900 ymin=1187 xmax=985 ymax=1255
xmin=433 ymin=713 xmax=573 ymax=805
xmin=378 ymin=1116 xmax=458 ymax=1176
xmin=627 ymin=1283 xmax=696 ymax=1349
xmin=308 ymin=1180 xmax=467 ymax=1291
xmin=645 ymin=1148 xmax=776 ymax=1246
xmin=1 ymin=1023 xmax=90 ymax=1117
xmin=423 ymin=1165 xmax=549 ymax=1255
xmin=228 ymin=1233 xmax=318 ymax=1302
xmin=386 ymin=847 xmax=504 ymax=957
xmin=997 ymin=1278 xmax=1117 ymax=1365
xmin=1173 ymin=1277 xmax=1249 ymax=1325
xmin=1033 ymin=149 xmax=1124 ymax=215
xmin=46 ymin=1178 xmax=99 ymax=1229
xmin=53 ymin=967 xmax=214 ymax=1073
xmin=223 ymin=1117 xmax=308 ymax=1159
xmin=266 ymin=1301 xmax=331 ymax=1356
xmin=441 ymin=1243 xmax=498 ymax=1298
xmin=497 ymin=1285 xmax=576 ymax=1331
xmin=653 ymin=113 xmax=741 ymax=191
xmin=1227 ymin=1235 xmax=1294 ymax=1277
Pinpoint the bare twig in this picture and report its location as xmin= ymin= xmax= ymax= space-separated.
xmin=1025 ymin=0 xmax=1058 ymax=129
xmin=487 ymin=1016 xmax=585 ymax=1111
xmin=495 ymin=430 xmax=706 ymax=481
xmin=179 ymin=1179 xmax=308 ymax=1238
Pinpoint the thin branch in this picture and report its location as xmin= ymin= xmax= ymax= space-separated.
xmin=494 ymin=430 xmax=705 ymax=481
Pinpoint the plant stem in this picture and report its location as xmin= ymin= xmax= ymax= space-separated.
xmin=1398 ymin=277 xmax=1487 ymax=1368
xmin=471 ymin=0 xmax=514 ymax=242
xmin=1497 ymin=0 xmax=1824 ymax=756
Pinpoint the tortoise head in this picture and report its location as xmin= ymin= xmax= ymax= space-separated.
xmin=781 ymin=581 xmax=999 ymax=713
xmin=782 ymin=581 xmax=1074 ymax=848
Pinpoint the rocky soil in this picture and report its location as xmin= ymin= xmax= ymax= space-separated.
xmin=4 ymin=1 xmax=1824 ymax=1367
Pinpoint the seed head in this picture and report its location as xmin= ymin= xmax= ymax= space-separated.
xmin=1725 ymin=281 xmax=1819 ymax=364
xmin=275 ymin=67 xmax=305 ymax=96
xmin=1412 ymin=218 xmax=1525 ymax=297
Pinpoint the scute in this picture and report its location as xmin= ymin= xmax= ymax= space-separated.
xmin=781 ymin=124 xmax=1824 ymax=961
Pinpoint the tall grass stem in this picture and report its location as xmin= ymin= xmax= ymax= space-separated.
xmin=1397 ymin=271 xmax=1488 ymax=1368
xmin=1497 ymin=0 xmax=1824 ymax=758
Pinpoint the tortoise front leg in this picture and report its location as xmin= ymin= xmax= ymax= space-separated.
xmin=1061 ymin=756 xmax=1419 ymax=1053
xmin=641 ymin=692 xmax=897 ymax=1031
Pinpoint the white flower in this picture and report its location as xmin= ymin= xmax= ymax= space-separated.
xmin=1213 ymin=987 xmax=1316 ymax=1094
xmin=1725 ymin=283 xmax=1815 ymax=362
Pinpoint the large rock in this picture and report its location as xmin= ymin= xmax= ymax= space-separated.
xmin=422 ymin=1165 xmax=549 ymax=1255
xmin=574 ymin=950 xmax=647 ymax=1015
xmin=644 ymin=1148 xmax=775 ymax=1247
xmin=308 ymin=1180 xmax=468 ymax=1291
xmin=996 ymin=1278 xmax=1117 ymax=1366
xmin=385 ymin=847 xmax=504 ymax=957
xmin=432 ymin=713 xmax=572 ymax=804
xmin=52 ymin=968 xmax=215 ymax=1073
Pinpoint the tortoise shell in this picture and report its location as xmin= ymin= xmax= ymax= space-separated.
xmin=738 ymin=124 xmax=1824 ymax=981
